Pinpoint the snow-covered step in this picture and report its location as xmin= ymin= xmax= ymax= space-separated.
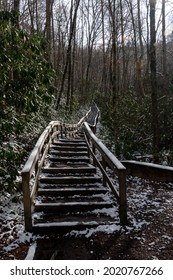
xmin=49 ymin=151 xmax=89 ymax=157
xmin=32 ymin=220 xmax=114 ymax=233
xmin=33 ymin=212 xmax=116 ymax=224
xmin=58 ymin=138 xmax=86 ymax=143
xmin=53 ymin=140 xmax=87 ymax=146
xmin=38 ymin=182 xmax=102 ymax=189
xmin=50 ymin=145 xmax=88 ymax=152
xmin=41 ymin=165 xmax=96 ymax=175
xmin=48 ymin=156 xmax=90 ymax=163
xmin=37 ymin=187 xmax=107 ymax=196
xmin=34 ymin=201 xmax=113 ymax=213
xmin=39 ymin=175 xmax=101 ymax=184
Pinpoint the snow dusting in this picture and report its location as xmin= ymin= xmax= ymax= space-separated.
xmin=1 ymin=173 xmax=173 ymax=259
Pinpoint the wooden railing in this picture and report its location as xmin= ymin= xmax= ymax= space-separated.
xmin=84 ymin=125 xmax=127 ymax=225
xmin=21 ymin=108 xmax=92 ymax=231
xmin=83 ymin=105 xmax=127 ymax=225
xmin=122 ymin=160 xmax=173 ymax=182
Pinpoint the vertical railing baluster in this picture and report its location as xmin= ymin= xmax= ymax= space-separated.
xmin=118 ymin=170 xmax=127 ymax=225
xmin=22 ymin=172 xmax=32 ymax=232
xmin=102 ymin=156 xmax=107 ymax=187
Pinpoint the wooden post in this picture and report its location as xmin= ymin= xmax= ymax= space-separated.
xmin=60 ymin=124 xmax=63 ymax=138
xmin=118 ymin=170 xmax=127 ymax=225
xmin=22 ymin=172 xmax=32 ymax=232
xmin=92 ymin=143 xmax=97 ymax=166
xmin=102 ymin=156 xmax=107 ymax=187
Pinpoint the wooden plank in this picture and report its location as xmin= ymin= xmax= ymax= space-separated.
xmin=39 ymin=175 xmax=102 ymax=184
xmin=50 ymin=145 xmax=88 ymax=151
xmin=34 ymin=201 xmax=113 ymax=212
xmin=49 ymin=151 xmax=88 ymax=157
xmin=122 ymin=160 xmax=173 ymax=182
xmin=37 ymin=187 xmax=107 ymax=195
xmin=48 ymin=156 xmax=90 ymax=163
xmin=42 ymin=165 xmax=96 ymax=174
xmin=32 ymin=220 xmax=109 ymax=233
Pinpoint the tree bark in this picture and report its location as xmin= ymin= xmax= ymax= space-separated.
xmin=13 ymin=0 xmax=20 ymax=28
xmin=56 ymin=0 xmax=81 ymax=109
xmin=149 ymin=0 xmax=159 ymax=162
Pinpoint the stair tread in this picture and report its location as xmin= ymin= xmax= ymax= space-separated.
xmin=50 ymin=145 xmax=88 ymax=151
xmin=33 ymin=213 xmax=116 ymax=222
xmin=58 ymin=138 xmax=86 ymax=143
xmin=42 ymin=165 xmax=96 ymax=174
xmin=32 ymin=219 xmax=114 ymax=232
xmin=38 ymin=187 xmax=107 ymax=193
xmin=36 ymin=195 xmax=108 ymax=203
xmin=48 ymin=156 xmax=90 ymax=163
xmin=53 ymin=141 xmax=87 ymax=146
xmin=35 ymin=201 xmax=112 ymax=207
xmin=40 ymin=175 xmax=100 ymax=179
xmin=49 ymin=151 xmax=89 ymax=156
xmin=39 ymin=176 xmax=101 ymax=184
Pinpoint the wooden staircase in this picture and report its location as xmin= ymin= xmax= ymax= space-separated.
xmin=32 ymin=133 xmax=117 ymax=233
xmin=22 ymin=104 xmax=173 ymax=234
xmin=22 ymin=104 xmax=127 ymax=233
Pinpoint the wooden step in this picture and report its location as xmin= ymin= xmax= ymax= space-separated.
xmin=53 ymin=141 xmax=87 ymax=147
xmin=38 ymin=182 xmax=103 ymax=189
xmin=48 ymin=156 xmax=90 ymax=163
xmin=34 ymin=201 xmax=113 ymax=212
xmin=42 ymin=165 xmax=96 ymax=175
xmin=50 ymin=145 xmax=88 ymax=152
xmin=39 ymin=175 xmax=101 ymax=184
xmin=49 ymin=151 xmax=89 ymax=157
xmin=36 ymin=195 xmax=107 ymax=204
xmin=37 ymin=187 xmax=106 ymax=196
xmin=58 ymin=138 xmax=86 ymax=143
xmin=32 ymin=219 xmax=114 ymax=233
xmin=33 ymin=212 xmax=116 ymax=224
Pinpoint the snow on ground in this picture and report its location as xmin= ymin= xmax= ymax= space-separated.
xmin=0 ymin=192 xmax=35 ymax=258
xmin=1 ymin=175 xmax=173 ymax=259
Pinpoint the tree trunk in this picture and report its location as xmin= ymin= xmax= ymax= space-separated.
xmin=107 ymin=0 xmax=117 ymax=105
xmin=56 ymin=0 xmax=81 ymax=109
xmin=45 ymin=0 xmax=54 ymax=62
xmin=149 ymin=0 xmax=159 ymax=162
xmin=162 ymin=0 xmax=167 ymax=77
xmin=13 ymin=0 xmax=20 ymax=28
xmin=101 ymin=0 xmax=107 ymax=95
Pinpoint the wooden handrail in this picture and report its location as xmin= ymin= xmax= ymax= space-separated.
xmin=122 ymin=160 xmax=173 ymax=182
xmin=86 ymin=103 xmax=100 ymax=133
xmin=83 ymin=122 xmax=127 ymax=225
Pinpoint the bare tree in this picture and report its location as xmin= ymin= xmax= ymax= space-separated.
xmin=162 ymin=0 xmax=167 ymax=77
xmin=107 ymin=0 xmax=118 ymax=105
xmin=56 ymin=0 xmax=81 ymax=109
xmin=149 ymin=0 xmax=159 ymax=162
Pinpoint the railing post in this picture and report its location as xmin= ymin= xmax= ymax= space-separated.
xmin=22 ymin=172 xmax=32 ymax=232
xmin=118 ymin=170 xmax=127 ymax=225
xmin=92 ymin=143 xmax=97 ymax=166
xmin=60 ymin=124 xmax=63 ymax=138
xmin=102 ymin=156 xmax=107 ymax=187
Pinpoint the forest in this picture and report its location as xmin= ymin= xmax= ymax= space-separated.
xmin=1 ymin=0 xmax=173 ymax=192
